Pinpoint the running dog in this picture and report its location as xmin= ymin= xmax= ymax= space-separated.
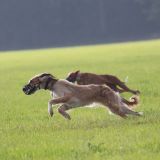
xmin=23 ymin=73 xmax=142 ymax=120
xmin=66 ymin=71 xmax=140 ymax=94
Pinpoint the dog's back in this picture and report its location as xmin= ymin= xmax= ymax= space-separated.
xmin=53 ymin=79 xmax=99 ymax=96
xmin=77 ymin=73 xmax=106 ymax=85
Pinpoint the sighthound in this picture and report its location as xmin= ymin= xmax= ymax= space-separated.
xmin=23 ymin=73 xmax=142 ymax=120
xmin=66 ymin=70 xmax=140 ymax=94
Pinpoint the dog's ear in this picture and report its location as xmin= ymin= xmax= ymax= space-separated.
xmin=74 ymin=70 xmax=80 ymax=75
xmin=39 ymin=73 xmax=55 ymax=82
xmin=40 ymin=73 xmax=53 ymax=78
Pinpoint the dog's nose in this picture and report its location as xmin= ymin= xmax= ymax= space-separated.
xmin=22 ymin=87 xmax=26 ymax=92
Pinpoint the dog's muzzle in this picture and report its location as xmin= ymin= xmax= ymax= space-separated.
xmin=23 ymin=84 xmax=37 ymax=95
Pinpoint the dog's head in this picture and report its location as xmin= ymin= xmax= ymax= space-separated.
xmin=23 ymin=73 xmax=57 ymax=95
xmin=66 ymin=70 xmax=80 ymax=83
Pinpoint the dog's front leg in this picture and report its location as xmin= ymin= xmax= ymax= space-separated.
xmin=48 ymin=94 xmax=72 ymax=117
xmin=48 ymin=102 xmax=54 ymax=117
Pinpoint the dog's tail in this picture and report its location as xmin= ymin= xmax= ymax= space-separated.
xmin=122 ymin=95 xmax=139 ymax=108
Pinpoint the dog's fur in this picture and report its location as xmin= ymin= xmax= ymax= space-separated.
xmin=23 ymin=73 xmax=142 ymax=120
xmin=66 ymin=71 xmax=140 ymax=94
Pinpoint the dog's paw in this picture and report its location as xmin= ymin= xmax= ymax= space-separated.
xmin=49 ymin=111 xmax=54 ymax=117
xmin=48 ymin=108 xmax=54 ymax=117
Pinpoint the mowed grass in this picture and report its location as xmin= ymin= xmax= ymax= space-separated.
xmin=0 ymin=39 xmax=160 ymax=160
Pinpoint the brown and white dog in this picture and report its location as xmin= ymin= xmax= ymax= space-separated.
xmin=66 ymin=71 xmax=140 ymax=94
xmin=23 ymin=73 xmax=142 ymax=120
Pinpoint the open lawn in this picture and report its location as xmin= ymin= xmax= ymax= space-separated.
xmin=0 ymin=39 xmax=160 ymax=160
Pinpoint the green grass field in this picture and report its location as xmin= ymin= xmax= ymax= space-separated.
xmin=0 ymin=39 xmax=160 ymax=160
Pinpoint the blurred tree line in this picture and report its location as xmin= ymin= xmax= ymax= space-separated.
xmin=135 ymin=0 xmax=160 ymax=24
xmin=0 ymin=0 xmax=160 ymax=50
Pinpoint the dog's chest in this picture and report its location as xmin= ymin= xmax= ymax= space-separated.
xmin=52 ymin=84 xmax=71 ymax=97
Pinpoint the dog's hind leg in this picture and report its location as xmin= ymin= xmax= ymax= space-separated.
xmin=104 ymin=75 xmax=140 ymax=94
xmin=117 ymin=82 xmax=140 ymax=95
xmin=58 ymin=104 xmax=71 ymax=120
xmin=108 ymin=104 xmax=142 ymax=118
xmin=108 ymin=106 xmax=127 ymax=118
xmin=120 ymin=104 xmax=143 ymax=116
xmin=105 ymin=83 xmax=125 ymax=93
xmin=114 ymin=80 xmax=140 ymax=95
xmin=100 ymin=86 xmax=141 ymax=118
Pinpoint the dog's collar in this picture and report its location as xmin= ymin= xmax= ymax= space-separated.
xmin=44 ymin=77 xmax=54 ymax=90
